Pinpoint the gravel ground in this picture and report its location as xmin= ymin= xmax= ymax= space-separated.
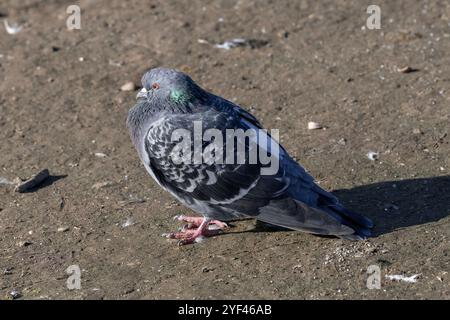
xmin=0 ymin=0 xmax=449 ymax=299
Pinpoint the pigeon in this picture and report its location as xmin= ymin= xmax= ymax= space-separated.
xmin=127 ymin=67 xmax=373 ymax=245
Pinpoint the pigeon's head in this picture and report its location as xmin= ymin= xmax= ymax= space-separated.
xmin=136 ymin=68 xmax=203 ymax=105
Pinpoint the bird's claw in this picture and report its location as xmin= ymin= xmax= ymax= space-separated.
xmin=208 ymin=221 xmax=228 ymax=229
xmin=163 ymin=217 xmax=227 ymax=245
xmin=177 ymin=235 xmax=206 ymax=246
xmin=173 ymin=215 xmax=228 ymax=229
xmin=161 ymin=232 xmax=174 ymax=238
xmin=173 ymin=214 xmax=184 ymax=221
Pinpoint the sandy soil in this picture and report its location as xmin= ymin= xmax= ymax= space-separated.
xmin=0 ymin=0 xmax=449 ymax=299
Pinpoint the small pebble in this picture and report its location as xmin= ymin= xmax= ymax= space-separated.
xmin=10 ymin=290 xmax=21 ymax=299
xmin=202 ymin=266 xmax=212 ymax=273
xmin=94 ymin=152 xmax=107 ymax=158
xmin=397 ymin=66 xmax=416 ymax=73
xmin=121 ymin=81 xmax=136 ymax=91
xmin=121 ymin=217 xmax=134 ymax=228
xmin=15 ymin=169 xmax=50 ymax=193
xmin=366 ymin=151 xmax=379 ymax=161
xmin=57 ymin=226 xmax=69 ymax=232
xmin=308 ymin=121 xmax=322 ymax=130
xmin=4 ymin=20 xmax=22 ymax=35
xmin=17 ymin=241 xmax=32 ymax=247
xmin=3 ymin=267 xmax=13 ymax=275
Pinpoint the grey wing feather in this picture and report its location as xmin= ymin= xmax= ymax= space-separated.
xmin=142 ymin=107 xmax=288 ymax=216
xmin=143 ymin=100 xmax=372 ymax=239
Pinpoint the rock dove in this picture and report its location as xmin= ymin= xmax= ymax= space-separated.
xmin=127 ymin=67 xmax=373 ymax=245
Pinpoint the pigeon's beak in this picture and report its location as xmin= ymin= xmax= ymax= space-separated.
xmin=136 ymin=87 xmax=148 ymax=100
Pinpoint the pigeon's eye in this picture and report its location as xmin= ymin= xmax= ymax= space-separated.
xmin=152 ymin=83 xmax=160 ymax=90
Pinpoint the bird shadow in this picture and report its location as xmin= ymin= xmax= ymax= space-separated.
xmin=238 ymin=175 xmax=450 ymax=237
xmin=334 ymin=175 xmax=450 ymax=236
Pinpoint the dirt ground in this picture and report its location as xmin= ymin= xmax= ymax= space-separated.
xmin=0 ymin=0 xmax=449 ymax=300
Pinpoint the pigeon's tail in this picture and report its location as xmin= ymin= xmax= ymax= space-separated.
xmin=321 ymin=203 xmax=373 ymax=240
xmin=256 ymin=183 xmax=374 ymax=240
xmin=315 ymin=187 xmax=374 ymax=240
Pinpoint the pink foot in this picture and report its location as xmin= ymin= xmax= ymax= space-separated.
xmin=173 ymin=215 xmax=228 ymax=230
xmin=163 ymin=216 xmax=228 ymax=245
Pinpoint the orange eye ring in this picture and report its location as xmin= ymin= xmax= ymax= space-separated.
xmin=152 ymin=83 xmax=160 ymax=90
